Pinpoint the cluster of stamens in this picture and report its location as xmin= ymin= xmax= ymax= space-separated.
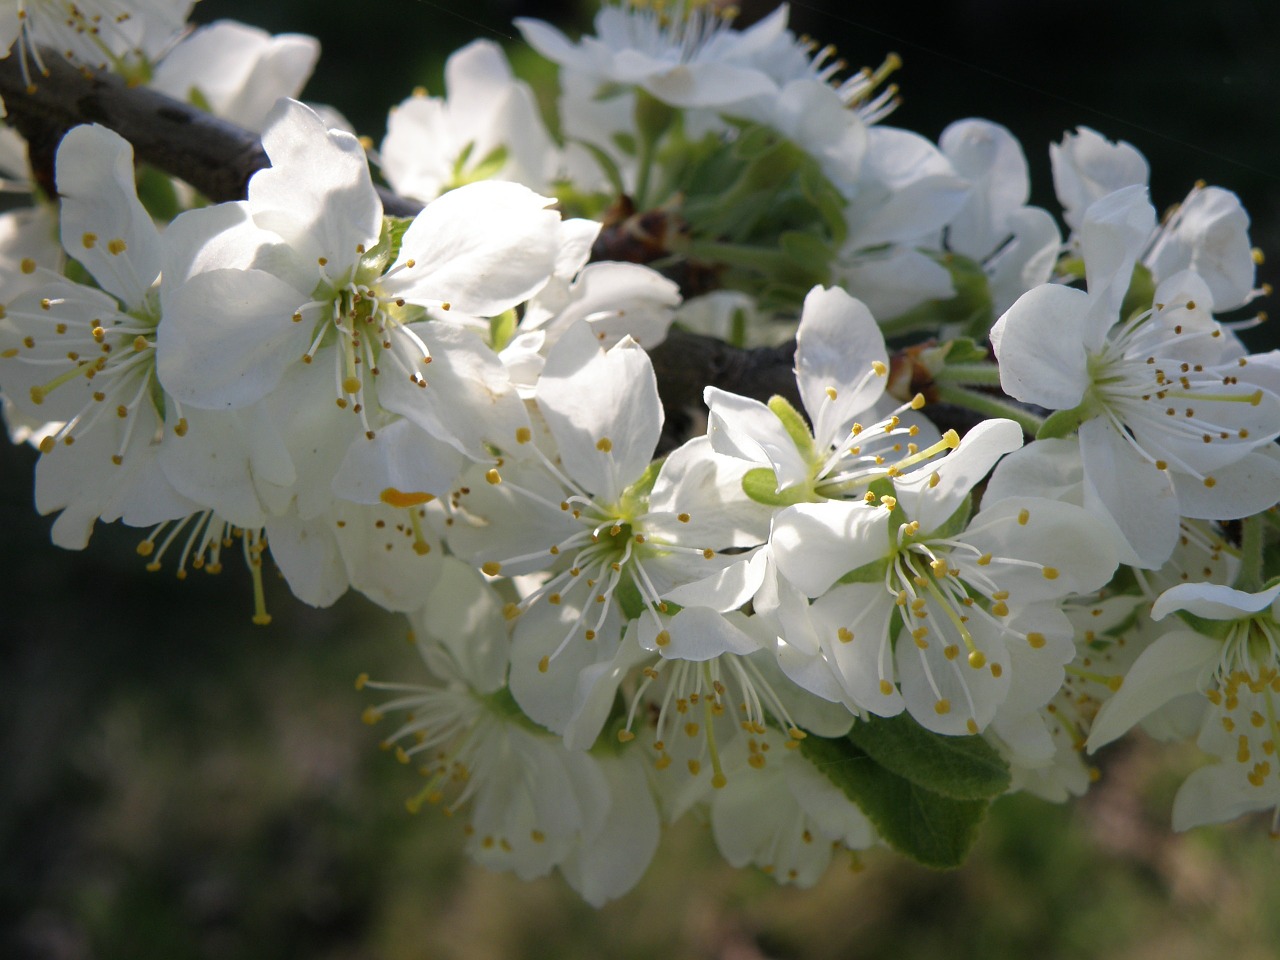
xmin=295 ymin=251 xmax=446 ymax=441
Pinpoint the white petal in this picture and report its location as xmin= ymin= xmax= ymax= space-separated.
xmin=250 ymin=99 xmax=381 ymax=264
xmin=56 ymin=125 xmax=161 ymax=310
xmin=1086 ymin=629 xmax=1217 ymax=751
xmin=990 ymin=284 xmax=1093 ymax=409
xmin=1151 ymin=581 xmax=1280 ymax=622
xmin=384 ymin=180 xmax=561 ymax=316
xmin=156 ymin=268 xmax=310 ymax=409
xmin=772 ymin=500 xmax=890 ymax=598
xmin=537 ymin=324 xmax=661 ymax=503
xmin=1079 ymin=416 xmax=1179 ymax=569
xmin=894 ymin=417 xmax=1023 ymax=534
xmin=795 ymin=285 xmax=887 ymax=447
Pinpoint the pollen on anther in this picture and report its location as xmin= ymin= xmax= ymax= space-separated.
xmin=485 ymin=468 xmax=501 ymax=485
xmin=837 ymin=627 xmax=853 ymax=643
xmin=934 ymin=699 xmax=951 ymax=715
xmin=107 ymin=238 xmax=126 ymax=255
xmin=596 ymin=437 xmax=613 ymax=452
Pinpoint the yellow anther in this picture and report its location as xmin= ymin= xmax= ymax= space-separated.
xmin=879 ymin=679 xmax=894 ymax=696
xmin=107 ymin=238 xmax=126 ymax=255
xmin=655 ymin=630 xmax=671 ymax=647
xmin=837 ymin=627 xmax=854 ymax=643
xmin=361 ymin=706 xmax=382 ymax=725
xmin=967 ymin=650 xmax=986 ymax=669
xmin=485 ymin=468 xmax=501 ymax=485
xmin=1042 ymin=567 xmax=1060 ymax=580
xmin=342 ymin=376 xmax=362 ymax=394
xmin=910 ymin=393 xmax=926 ymax=410
xmin=934 ymin=699 xmax=951 ymax=715
xmin=516 ymin=426 xmax=532 ymax=444
xmin=930 ymin=558 xmax=948 ymax=577
xmin=355 ymin=673 xmax=369 ymax=690
xmin=538 ymin=656 xmax=549 ymax=673
xmin=617 ymin=730 xmax=636 ymax=743
xmin=481 ymin=561 xmax=502 ymax=576
xmin=81 ymin=232 xmax=97 ymax=248
xmin=1026 ymin=632 xmax=1046 ymax=649
xmin=880 ymin=495 xmax=897 ymax=510
xmin=380 ymin=487 xmax=435 ymax=508
xmin=596 ymin=437 xmax=613 ymax=452
xmin=825 ymin=386 xmax=837 ymax=400
xmin=871 ymin=360 xmax=887 ymax=376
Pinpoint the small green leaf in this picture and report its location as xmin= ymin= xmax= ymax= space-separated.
xmin=741 ymin=468 xmax=814 ymax=507
xmin=845 ymin=713 xmax=1011 ymax=800
xmin=801 ymin=735 xmax=990 ymax=869
xmin=1036 ymin=406 xmax=1086 ymax=440
xmin=779 ymin=231 xmax=833 ymax=270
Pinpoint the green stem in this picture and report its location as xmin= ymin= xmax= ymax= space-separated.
xmin=1238 ymin=514 xmax=1265 ymax=593
xmin=933 ymin=383 xmax=1045 ymax=436
xmin=933 ymin=363 xmax=1003 ymax=388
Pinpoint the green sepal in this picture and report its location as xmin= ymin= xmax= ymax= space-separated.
xmin=865 ymin=476 xmax=905 ymax=537
xmin=800 ymin=734 xmax=991 ymax=869
xmin=1173 ymin=609 xmax=1236 ymax=641
xmin=360 ymin=216 xmax=414 ymax=278
xmin=488 ymin=309 xmax=518 ymax=351
xmin=927 ymin=493 xmax=973 ymax=542
xmin=767 ymin=394 xmax=814 ymax=458
xmin=1036 ymin=406 xmax=1086 ymax=440
xmin=135 ymin=166 xmax=182 ymax=222
xmin=614 ymin=573 xmax=648 ymax=622
xmin=623 ymin=457 xmax=664 ymax=506
xmin=1119 ymin=263 xmax=1157 ymax=323
xmin=845 ymin=713 xmax=1011 ymax=800
xmin=940 ymin=336 xmax=990 ymax=366
xmin=837 ymin=556 xmax=891 ymax=584
xmin=741 ymin=468 xmax=815 ymax=507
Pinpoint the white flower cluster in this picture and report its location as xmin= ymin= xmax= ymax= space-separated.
xmin=2 ymin=0 xmax=1279 ymax=903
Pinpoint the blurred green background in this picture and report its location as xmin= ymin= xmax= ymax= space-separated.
xmin=5 ymin=1 xmax=1280 ymax=957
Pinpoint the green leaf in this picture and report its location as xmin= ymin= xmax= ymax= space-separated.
xmin=845 ymin=713 xmax=1011 ymax=800
xmin=801 ymin=734 xmax=990 ymax=869
xmin=779 ymin=231 xmax=833 ymax=271
xmin=741 ymin=468 xmax=815 ymax=507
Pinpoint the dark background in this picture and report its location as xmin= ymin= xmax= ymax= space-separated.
xmin=5 ymin=2 xmax=1280 ymax=957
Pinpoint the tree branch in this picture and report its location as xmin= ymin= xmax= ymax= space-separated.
xmin=0 ymin=51 xmax=997 ymax=448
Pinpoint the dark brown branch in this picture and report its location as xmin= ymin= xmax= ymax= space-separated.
xmin=0 ymin=49 xmax=420 ymax=216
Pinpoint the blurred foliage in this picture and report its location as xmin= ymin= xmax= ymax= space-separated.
xmin=5 ymin=0 xmax=1280 ymax=956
